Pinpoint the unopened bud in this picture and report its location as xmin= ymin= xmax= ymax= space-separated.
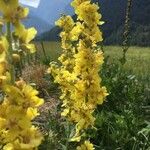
xmin=12 ymin=54 xmax=20 ymax=63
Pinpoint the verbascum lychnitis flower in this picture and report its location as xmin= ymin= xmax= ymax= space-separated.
xmin=0 ymin=0 xmax=44 ymax=149
xmin=49 ymin=0 xmax=108 ymax=147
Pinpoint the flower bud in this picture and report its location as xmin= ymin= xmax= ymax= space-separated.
xmin=12 ymin=54 xmax=20 ymax=63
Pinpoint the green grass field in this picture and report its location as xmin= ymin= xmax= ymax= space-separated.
xmin=103 ymin=46 xmax=150 ymax=83
xmin=35 ymin=42 xmax=150 ymax=86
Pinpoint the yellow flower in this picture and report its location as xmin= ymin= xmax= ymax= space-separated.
xmin=15 ymin=23 xmax=37 ymax=44
xmin=75 ymin=1 xmax=101 ymax=25
xmin=0 ymin=0 xmax=18 ymax=16
xmin=0 ymin=80 xmax=43 ymax=149
xmin=14 ymin=22 xmax=37 ymax=53
xmin=77 ymin=141 xmax=95 ymax=150
xmin=0 ymin=36 xmax=8 ymax=54
xmin=70 ymin=22 xmax=83 ymax=41
xmin=71 ymin=0 xmax=89 ymax=9
xmin=0 ymin=0 xmax=28 ymax=23
xmin=15 ymin=126 xmax=43 ymax=149
xmin=0 ymin=36 xmax=8 ymax=87
xmin=49 ymin=0 xmax=108 ymax=144
xmin=55 ymin=15 xmax=74 ymax=31
xmin=2 ymin=127 xmax=43 ymax=150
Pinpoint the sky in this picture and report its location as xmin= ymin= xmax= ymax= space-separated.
xmin=19 ymin=0 xmax=41 ymax=8
xmin=19 ymin=0 xmax=74 ymax=34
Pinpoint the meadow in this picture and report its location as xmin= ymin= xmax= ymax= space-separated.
xmin=33 ymin=42 xmax=150 ymax=149
xmin=0 ymin=0 xmax=150 ymax=149
xmin=36 ymin=42 xmax=150 ymax=87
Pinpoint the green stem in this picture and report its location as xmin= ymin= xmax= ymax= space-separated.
xmin=6 ymin=22 xmax=15 ymax=84
xmin=41 ymin=41 xmax=48 ymax=61
xmin=65 ymin=121 xmax=70 ymax=150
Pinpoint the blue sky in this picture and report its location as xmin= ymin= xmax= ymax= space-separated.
xmin=20 ymin=0 xmax=74 ymax=34
xmin=19 ymin=0 xmax=41 ymax=8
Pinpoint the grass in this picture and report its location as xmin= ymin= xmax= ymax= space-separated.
xmin=35 ymin=41 xmax=61 ymax=62
xmin=35 ymin=42 xmax=150 ymax=86
xmin=103 ymin=46 xmax=150 ymax=84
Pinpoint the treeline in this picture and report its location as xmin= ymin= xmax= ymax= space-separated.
xmin=36 ymin=0 xmax=150 ymax=46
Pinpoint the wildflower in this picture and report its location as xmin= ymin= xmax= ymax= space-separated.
xmin=0 ymin=36 xmax=8 ymax=87
xmin=75 ymin=1 xmax=101 ymax=25
xmin=0 ymin=0 xmax=18 ymax=16
xmin=0 ymin=81 xmax=44 ymax=149
xmin=14 ymin=22 xmax=37 ymax=53
xmin=0 ymin=0 xmax=29 ymax=23
xmin=49 ymin=0 xmax=108 ymax=148
xmin=77 ymin=141 xmax=95 ymax=150
xmin=0 ymin=0 xmax=43 ymax=149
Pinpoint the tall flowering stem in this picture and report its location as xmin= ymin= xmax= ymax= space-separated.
xmin=49 ymin=0 xmax=108 ymax=148
xmin=121 ymin=0 xmax=133 ymax=64
xmin=6 ymin=22 xmax=15 ymax=84
xmin=0 ymin=0 xmax=43 ymax=149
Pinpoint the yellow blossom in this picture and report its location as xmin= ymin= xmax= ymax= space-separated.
xmin=0 ymin=0 xmax=18 ymax=16
xmin=75 ymin=1 xmax=101 ymax=25
xmin=14 ymin=22 xmax=37 ymax=53
xmin=55 ymin=15 xmax=74 ymax=31
xmin=0 ymin=81 xmax=43 ymax=149
xmin=49 ymin=0 xmax=108 ymax=147
xmin=0 ymin=0 xmax=28 ymax=23
xmin=77 ymin=141 xmax=95 ymax=150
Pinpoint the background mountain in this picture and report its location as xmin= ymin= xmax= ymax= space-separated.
xmin=26 ymin=0 xmax=150 ymax=46
xmin=23 ymin=0 xmax=73 ymax=34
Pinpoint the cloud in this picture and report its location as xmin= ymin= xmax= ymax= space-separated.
xmin=19 ymin=0 xmax=41 ymax=8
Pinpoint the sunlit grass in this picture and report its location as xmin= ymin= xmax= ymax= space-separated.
xmin=103 ymin=46 xmax=150 ymax=80
xmin=35 ymin=42 xmax=150 ymax=86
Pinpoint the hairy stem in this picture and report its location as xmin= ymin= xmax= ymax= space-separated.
xmin=7 ymin=22 xmax=15 ymax=84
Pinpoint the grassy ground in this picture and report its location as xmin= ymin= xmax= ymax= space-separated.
xmin=103 ymin=46 xmax=150 ymax=85
xmin=35 ymin=42 xmax=150 ymax=86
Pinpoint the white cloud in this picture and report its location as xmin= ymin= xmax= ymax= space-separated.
xmin=19 ymin=0 xmax=41 ymax=8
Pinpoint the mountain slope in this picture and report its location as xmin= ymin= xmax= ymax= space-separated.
xmin=34 ymin=0 xmax=150 ymax=45
xmin=24 ymin=0 xmax=73 ymax=34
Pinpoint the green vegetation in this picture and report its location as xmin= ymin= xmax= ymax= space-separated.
xmin=35 ymin=42 xmax=150 ymax=85
xmin=18 ymin=41 xmax=150 ymax=150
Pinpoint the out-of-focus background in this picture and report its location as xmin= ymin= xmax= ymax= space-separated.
xmin=24 ymin=0 xmax=150 ymax=46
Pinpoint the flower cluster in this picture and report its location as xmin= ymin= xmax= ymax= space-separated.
xmin=77 ymin=140 xmax=94 ymax=150
xmin=0 ymin=0 xmax=43 ymax=149
xmin=0 ymin=0 xmax=37 ymax=53
xmin=49 ymin=0 xmax=108 ymax=146
xmin=0 ymin=81 xmax=43 ymax=150
xmin=0 ymin=36 xmax=8 ymax=88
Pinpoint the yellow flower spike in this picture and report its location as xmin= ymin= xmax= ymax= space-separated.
xmin=0 ymin=1 xmax=43 ymax=149
xmin=49 ymin=0 xmax=108 ymax=147
xmin=0 ymin=36 xmax=8 ymax=87
xmin=0 ymin=80 xmax=43 ymax=149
